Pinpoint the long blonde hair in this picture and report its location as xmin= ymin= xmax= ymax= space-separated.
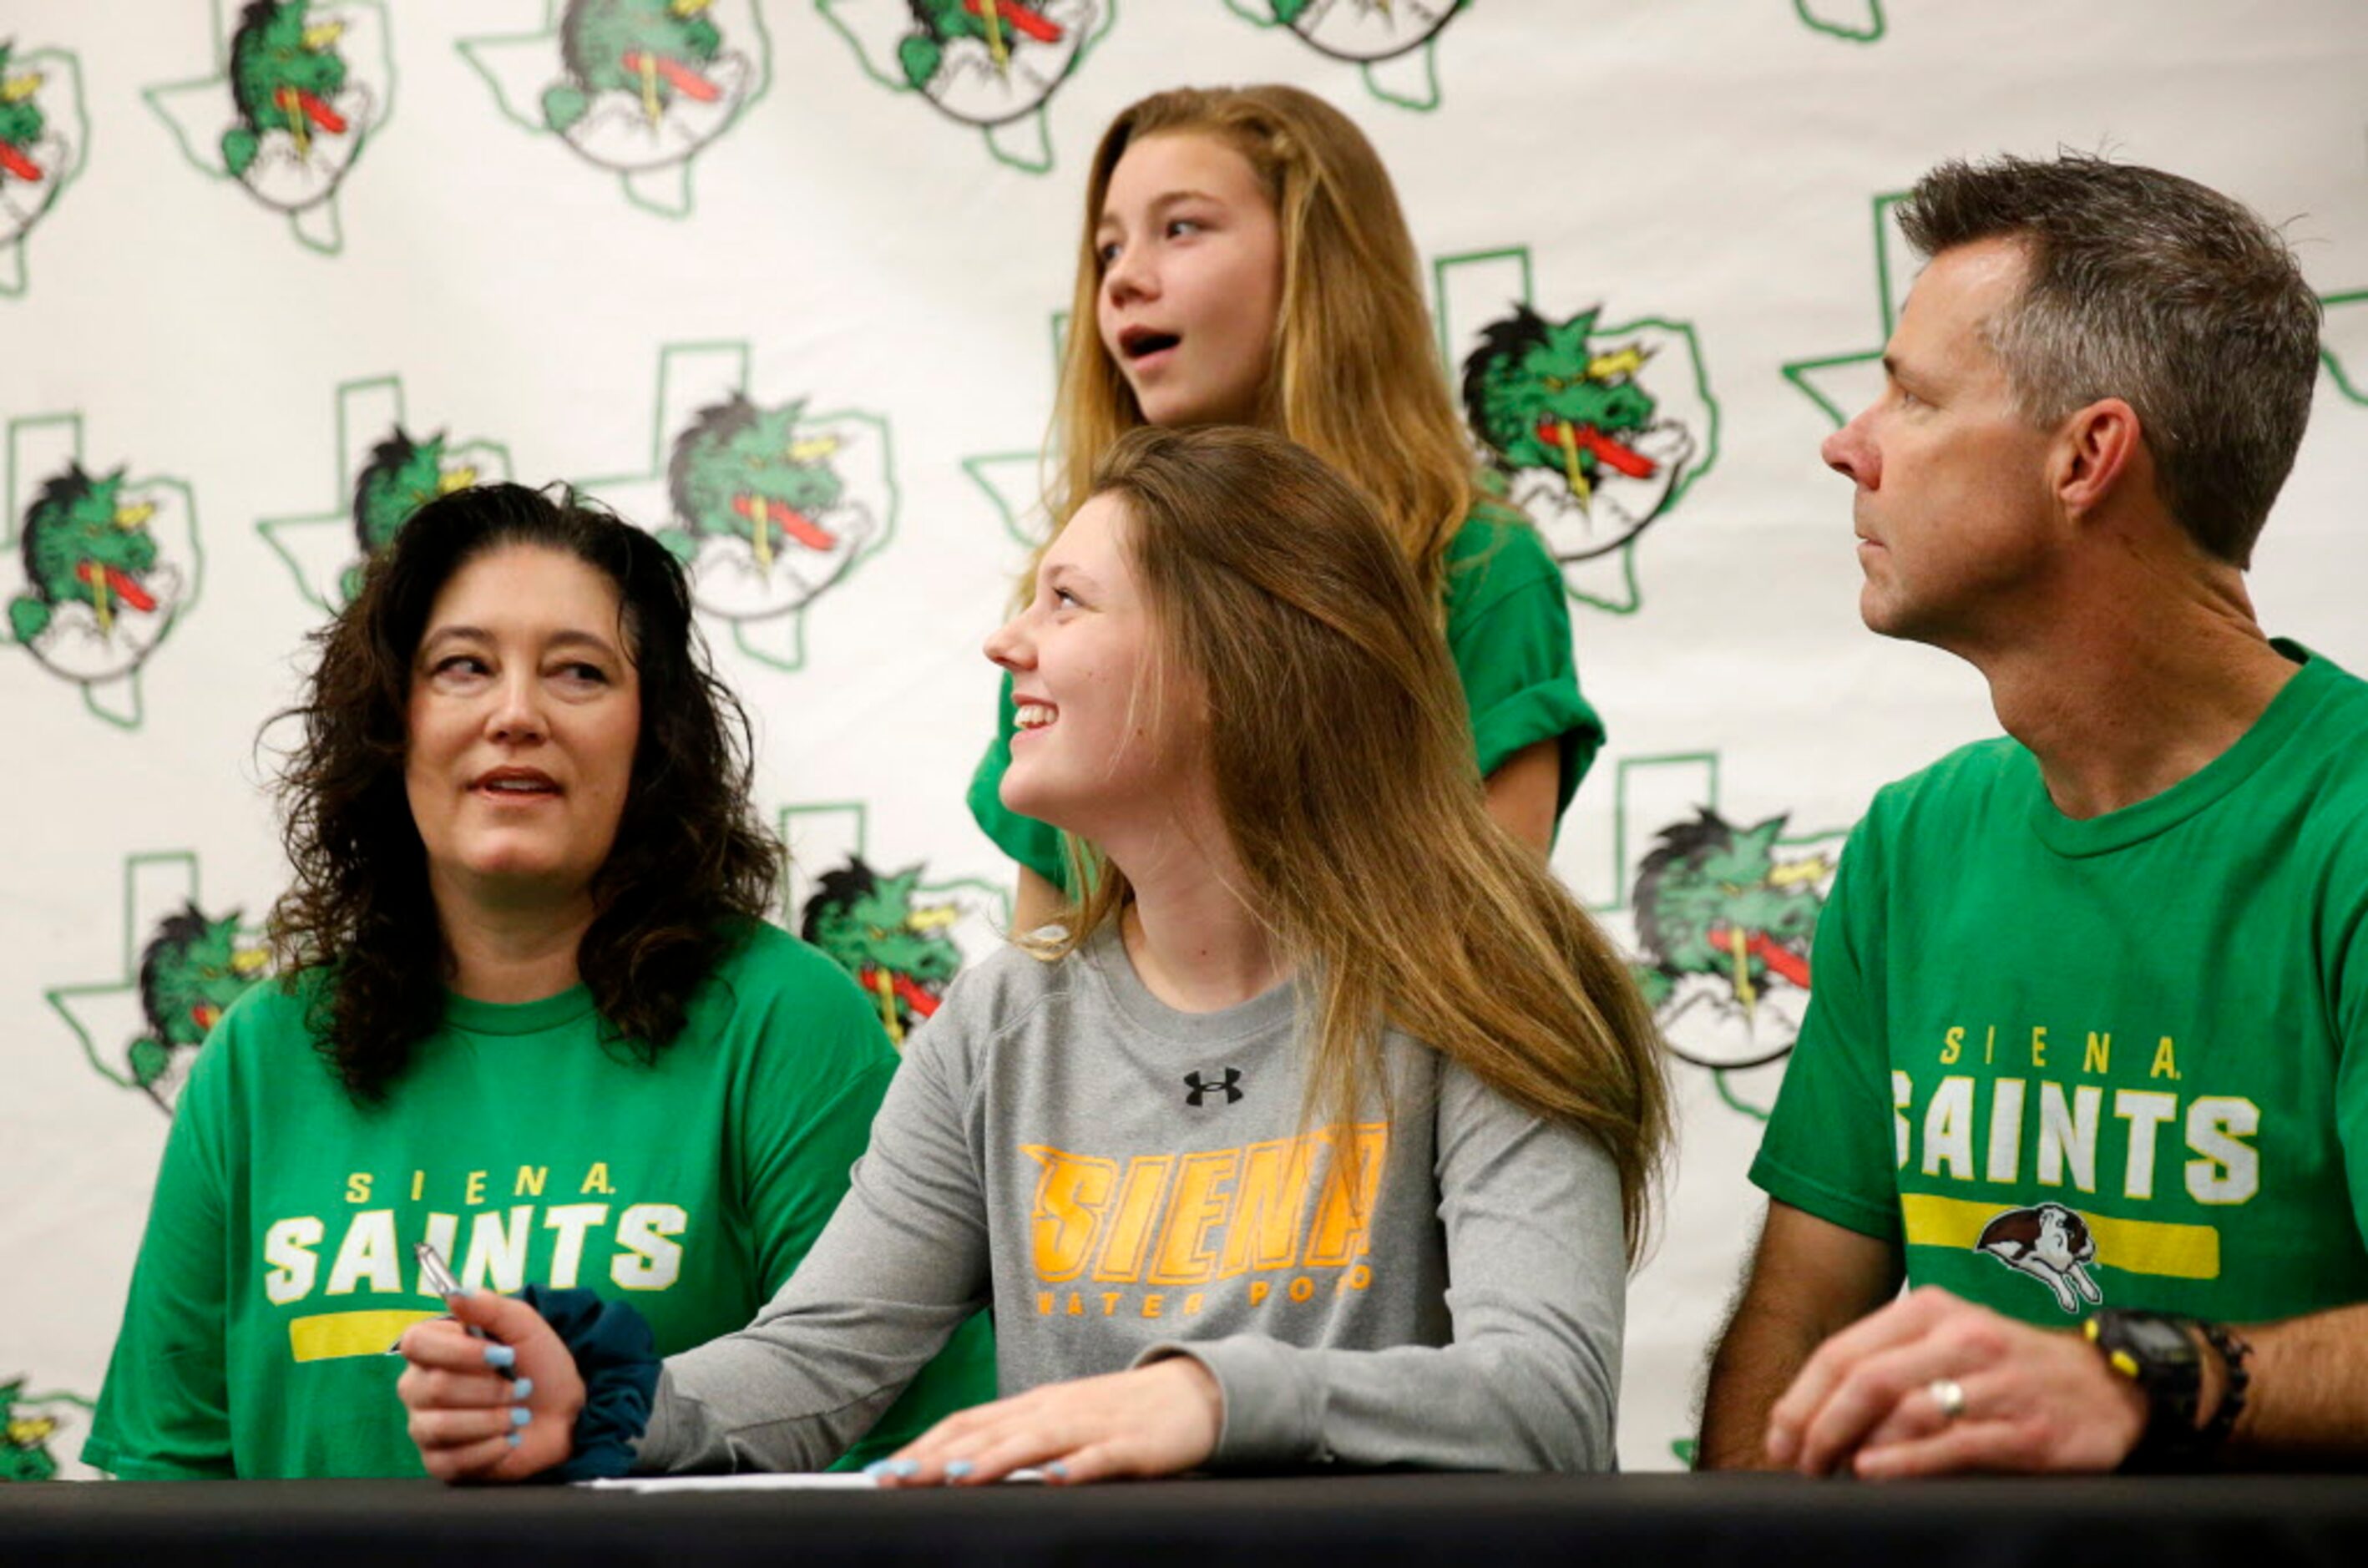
xmin=1035 ymin=426 xmax=1668 ymax=1263
xmin=1031 ymin=84 xmax=1483 ymax=606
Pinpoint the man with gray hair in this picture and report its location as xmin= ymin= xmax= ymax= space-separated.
xmin=1697 ymin=153 xmax=2368 ymax=1474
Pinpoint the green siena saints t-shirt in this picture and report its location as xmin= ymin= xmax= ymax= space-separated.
xmin=1753 ymin=644 xmax=2368 ymax=1328
xmin=966 ymin=508 xmax=1606 ymax=888
xmin=83 ymin=923 xmax=996 ymax=1479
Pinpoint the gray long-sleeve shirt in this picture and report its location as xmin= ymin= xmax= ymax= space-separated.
xmin=635 ymin=928 xmax=1628 ymax=1473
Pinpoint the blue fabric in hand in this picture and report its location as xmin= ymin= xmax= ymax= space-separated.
xmin=516 ymin=1283 xmax=659 ymax=1483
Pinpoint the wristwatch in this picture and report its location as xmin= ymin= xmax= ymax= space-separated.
xmin=2083 ymin=1309 xmax=2249 ymax=1467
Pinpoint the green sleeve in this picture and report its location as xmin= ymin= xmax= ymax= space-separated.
xmin=2335 ymin=854 xmax=2368 ymax=1252
xmin=82 ymin=995 xmax=249 ymax=1479
xmin=726 ymin=938 xmax=997 ymax=1469
xmin=966 ymin=670 xmax=1069 ymax=892
xmin=1440 ymin=518 xmax=1606 ymax=826
xmin=1749 ymin=815 xmax=1903 ymax=1242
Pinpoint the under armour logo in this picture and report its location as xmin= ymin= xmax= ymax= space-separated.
xmin=1183 ymin=1068 xmax=1242 ymax=1106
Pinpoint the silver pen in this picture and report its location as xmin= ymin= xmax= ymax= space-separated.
xmin=386 ymin=1242 xmax=511 ymax=1374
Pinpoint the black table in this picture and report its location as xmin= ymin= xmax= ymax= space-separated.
xmin=6 ymin=1473 xmax=2364 ymax=1566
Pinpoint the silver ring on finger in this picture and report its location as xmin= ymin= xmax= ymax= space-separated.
xmin=1925 ymin=1377 xmax=1968 ymax=1423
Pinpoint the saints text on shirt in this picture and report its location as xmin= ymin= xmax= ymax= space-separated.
xmin=259 ymin=1161 xmax=690 ymax=1305
xmin=1895 ymin=1024 xmax=2258 ymax=1204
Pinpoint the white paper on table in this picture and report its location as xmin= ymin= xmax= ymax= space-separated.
xmin=579 ymin=1468 xmax=1048 ymax=1492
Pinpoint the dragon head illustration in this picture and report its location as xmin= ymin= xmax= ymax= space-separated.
xmin=665 ymin=393 xmax=846 ymax=572
xmin=898 ymin=0 xmax=1066 ymax=89
xmin=224 ymin=1 xmax=351 ymax=175
xmin=0 ymin=43 xmax=50 ymax=185
xmin=1632 ymin=809 xmax=1824 ymax=1017
xmin=0 ymin=1381 xmax=58 ymax=1485
xmin=8 ymin=464 xmax=158 ymax=645
xmin=1463 ymin=304 xmax=1661 ymax=508
xmin=800 ymin=857 xmax=961 ymax=1045
xmin=546 ymin=0 xmax=725 ymax=133
xmin=127 ymin=904 xmax=267 ymax=1098
xmin=352 ymin=427 xmax=473 ymax=558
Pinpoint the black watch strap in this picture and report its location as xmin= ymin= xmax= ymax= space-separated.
xmin=2085 ymin=1309 xmax=2249 ymax=1468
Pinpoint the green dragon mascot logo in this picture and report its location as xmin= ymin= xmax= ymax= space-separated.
xmin=2 ymin=445 xmax=197 ymax=719
xmin=342 ymin=427 xmax=477 ymax=601
xmin=577 ymin=345 xmax=894 ymax=670
xmin=2 ymin=1380 xmax=59 ymax=1484
xmin=1631 ymin=809 xmax=1829 ymax=1070
xmin=1225 ymin=2 xmax=1466 ymax=110
xmin=257 ymin=378 xmax=509 ymax=614
xmin=145 ymin=0 xmax=390 ymax=250
xmin=128 ymin=903 xmax=270 ymax=1113
xmin=661 ymin=393 xmax=875 ymax=611
xmin=8 ymin=465 xmax=164 ymax=650
xmin=0 ymin=39 xmax=88 ymax=295
xmin=1262 ymin=0 xmax=1463 ymax=53
xmin=219 ymin=2 xmax=377 ymax=210
xmin=819 ymin=1 xmax=1111 ymax=173
xmin=1462 ymin=303 xmax=1702 ymax=565
xmin=461 ymin=0 xmax=767 ymax=215
xmin=546 ymin=0 xmax=729 ymax=136
xmin=800 ymin=856 xmax=960 ymax=1045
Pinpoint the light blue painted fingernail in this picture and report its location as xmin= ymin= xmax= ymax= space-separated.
xmin=510 ymin=1406 xmax=532 ymax=1427
xmin=511 ymin=1377 xmax=534 ymax=1399
xmin=1046 ymin=1461 xmax=1069 ymax=1479
xmin=888 ymin=1459 xmax=920 ymax=1478
xmin=507 ymin=1432 xmax=524 ymax=1449
xmin=944 ymin=1460 xmax=974 ymax=1479
xmin=863 ymin=1459 xmax=893 ymax=1477
xmin=483 ymin=1343 xmax=517 ymax=1370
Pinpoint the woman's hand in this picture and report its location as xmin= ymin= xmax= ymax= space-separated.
xmin=872 ymin=1357 xmax=1223 ymax=1485
xmin=396 ymin=1289 xmax=584 ymax=1483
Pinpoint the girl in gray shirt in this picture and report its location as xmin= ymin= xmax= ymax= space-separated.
xmin=398 ymin=426 xmax=1671 ymax=1482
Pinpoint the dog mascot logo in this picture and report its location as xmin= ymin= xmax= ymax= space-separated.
xmin=1977 ymin=1201 xmax=2103 ymax=1314
xmin=145 ymin=1 xmax=391 ymax=254
xmin=1436 ymin=247 xmax=1718 ymax=615
xmin=581 ymin=342 xmax=891 ymax=671
xmin=0 ymin=38 xmax=87 ymax=297
xmin=3 ymin=416 xmax=200 ymax=729
xmin=1223 ymin=0 xmax=1466 ymax=110
xmin=783 ymin=803 xmax=1009 ymax=1046
xmin=459 ymin=0 xmax=770 ymax=217
xmin=47 ymin=852 xmax=270 ymax=1116
xmin=817 ymin=0 xmax=1115 ymax=173
xmin=258 ymin=377 xmax=509 ymax=613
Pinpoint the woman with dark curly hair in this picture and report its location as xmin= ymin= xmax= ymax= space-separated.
xmin=84 ymin=483 xmax=994 ymax=1479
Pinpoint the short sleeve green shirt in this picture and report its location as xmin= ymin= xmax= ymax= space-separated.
xmin=967 ymin=509 xmax=1604 ymax=887
xmin=83 ymin=922 xmax=997 ymax=1478
xmin=1753 ymin=645 xmax=2368 ymax=1328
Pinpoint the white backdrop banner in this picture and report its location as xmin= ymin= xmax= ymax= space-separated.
xmin=3 ymin=0 xmax=2365 ymax=1479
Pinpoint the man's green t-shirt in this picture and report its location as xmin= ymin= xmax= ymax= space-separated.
xmin=83 ymin=923 xmax=997 ymax=1479
xmin=1753 ymin=645 xmax=2368 ymax=1327
xmin=967 ymin=509 xmax=1605 ymax=887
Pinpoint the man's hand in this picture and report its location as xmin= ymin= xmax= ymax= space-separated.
xmin=1697 ymin=1201 xmax=1904 ymax=1469
xmin=396 ymin=1289 xmax=584 ymax=1483
xmin=870 ymin=1358 xmax=1223 ymax=1485
xmin=1765 ymin=1285 xmax=2146 ymax=1478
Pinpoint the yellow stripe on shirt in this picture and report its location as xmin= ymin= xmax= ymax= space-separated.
xmin=1899 ymin=1192 xmax=2220 ymax=1280
xmin=289 ymin=1308 xmax=442 ymax=1363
